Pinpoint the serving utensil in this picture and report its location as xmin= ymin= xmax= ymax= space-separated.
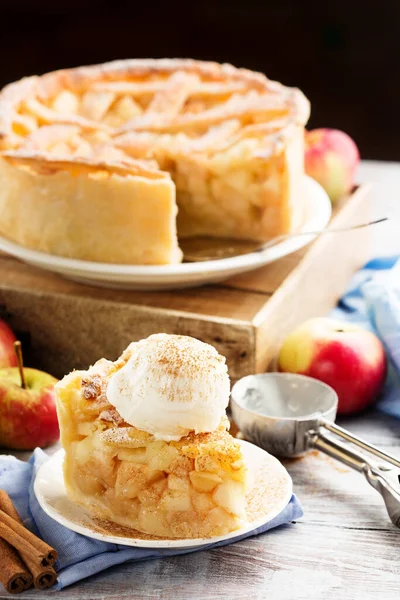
xmin=182 ymin=217 xmax=388 ymax=262
xmin=231 ymin=372 xmax=400 ymax=528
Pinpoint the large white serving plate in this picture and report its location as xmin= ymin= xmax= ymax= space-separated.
xmin=34 ymin=440 xmax=292 ymax=550
xmin=0 ymin=176 xmax=330 ymax=290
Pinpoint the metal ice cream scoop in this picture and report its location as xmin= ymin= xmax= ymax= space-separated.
xmin=231 ymin=373 xmax=400 ymax=528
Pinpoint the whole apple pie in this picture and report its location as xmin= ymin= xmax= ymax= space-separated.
xmin=55 ymin=334 xmax=248 ymax=538
xmin=0 ymin=59 xmax=310 ymax=265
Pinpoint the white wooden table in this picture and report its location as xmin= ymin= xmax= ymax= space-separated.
xmin=1 ymin=161 xmax=400 ymax=599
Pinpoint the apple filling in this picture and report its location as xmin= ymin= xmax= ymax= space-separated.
xmin=56 ymin=359 xmax=248 ymax=539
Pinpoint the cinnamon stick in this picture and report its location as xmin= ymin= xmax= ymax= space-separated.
xmin=0 ymin=508 xmax=58 ymax=567
xmin=0 ymin=491 xmax=57 ymax=590
xmin=0 ymin=491 xmax=23 ymax=525
xmin=0 ymin=538 xmax=32 ymax=594
xmin=26 ymin=564 xmax=57 ymax=591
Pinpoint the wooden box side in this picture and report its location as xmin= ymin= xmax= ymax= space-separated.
xmin=252 ymin=183 xmax=372 ymax=372
xmin=0 ymin=286 xmax=255 ymax=380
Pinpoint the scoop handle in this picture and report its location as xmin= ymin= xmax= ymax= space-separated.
xmin=320 ymin=418 xmax=400 ymax=469
xmin=306 ymin=427 xmax=400 ymax=528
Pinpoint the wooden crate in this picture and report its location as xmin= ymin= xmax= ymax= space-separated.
xmin=0 ymin=184 xmax=371 ymax=381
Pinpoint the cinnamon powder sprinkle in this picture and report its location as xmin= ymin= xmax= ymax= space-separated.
xmin=113 ymin=334 xmax=228 ymax=405
xmin=153 ymin=335 xmax=225 ymax=380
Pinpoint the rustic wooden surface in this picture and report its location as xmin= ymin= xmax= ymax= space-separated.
xmin=0 ymin=185 xmax=371 ymax=382
xmin=1 ymin=160 xmax=400 ymax=599
xmin=2 ymin=411 xmax=399 ymax=600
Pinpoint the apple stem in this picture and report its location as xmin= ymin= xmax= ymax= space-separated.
xmin=14 ymin=341 xmax=27 ymax=389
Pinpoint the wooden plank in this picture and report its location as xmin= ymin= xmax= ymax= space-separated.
xmin=16 ymin=520 xmax=400 ymax=600
xmin=0 ymin=286 xmax=255 ymax=380
xmin=284 ymin=448 xmax=399 ymax=531
xmin=0 ymin=256 xmax=267 ymax=321
xmin=253 ymin=184 xmax=372 ymax=371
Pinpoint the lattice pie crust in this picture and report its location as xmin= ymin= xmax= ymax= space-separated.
xmin=0 ymin=59 xmax=310 ymax=264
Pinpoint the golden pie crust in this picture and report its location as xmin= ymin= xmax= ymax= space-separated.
xmin=0 ymin=59 xmax=310 ymax=265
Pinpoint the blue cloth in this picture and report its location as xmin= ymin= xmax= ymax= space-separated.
xmin=0 ymin=449 xmax=302 ymax=591
xmin=331 ymin=255 xmax=400 ymax=418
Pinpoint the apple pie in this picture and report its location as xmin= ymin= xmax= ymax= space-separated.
xmin=55 ymin=334 xmax=248 ymax=538
xmin=0 ymin=59 xmax=310 ymax=264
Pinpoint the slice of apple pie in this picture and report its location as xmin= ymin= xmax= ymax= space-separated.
xmin=55 ymin=334 xmax=248 ymax=538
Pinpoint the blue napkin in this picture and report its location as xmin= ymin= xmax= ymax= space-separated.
xmin=331 ymin=255 xmax=400 ymax=417
xmin=0 ymin=449 xmax=302 ymax=591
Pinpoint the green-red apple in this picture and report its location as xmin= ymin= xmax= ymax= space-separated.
xmin=305 ymin=128 xmax=360 ymax=203
xmin=278 ymin=318 xmax=387 ymax=415
xmin=0 ymin=367 xmax=59 ymax=449
xmin=0 ymin=320 xmax=18 ymax=369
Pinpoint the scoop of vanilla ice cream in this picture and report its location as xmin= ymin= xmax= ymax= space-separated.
xmin=106 ymin=334 xmax=230 ymax=441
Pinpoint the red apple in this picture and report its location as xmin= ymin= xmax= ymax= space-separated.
xmin=0 ymin=367 xmax=59 ymax=449
xmin=278 ymin=317 xmax=387 ymax=415
xmin=305 ymin=128 xmax=360 ymax=203
xmin=0 ymin=320 xmax=18 ymax=369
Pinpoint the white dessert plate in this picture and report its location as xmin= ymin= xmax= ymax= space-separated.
xmin=0 ymin=176 xmax=330 ymax=291
xmin=34 ymin=440 xmax=293 ymax=549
